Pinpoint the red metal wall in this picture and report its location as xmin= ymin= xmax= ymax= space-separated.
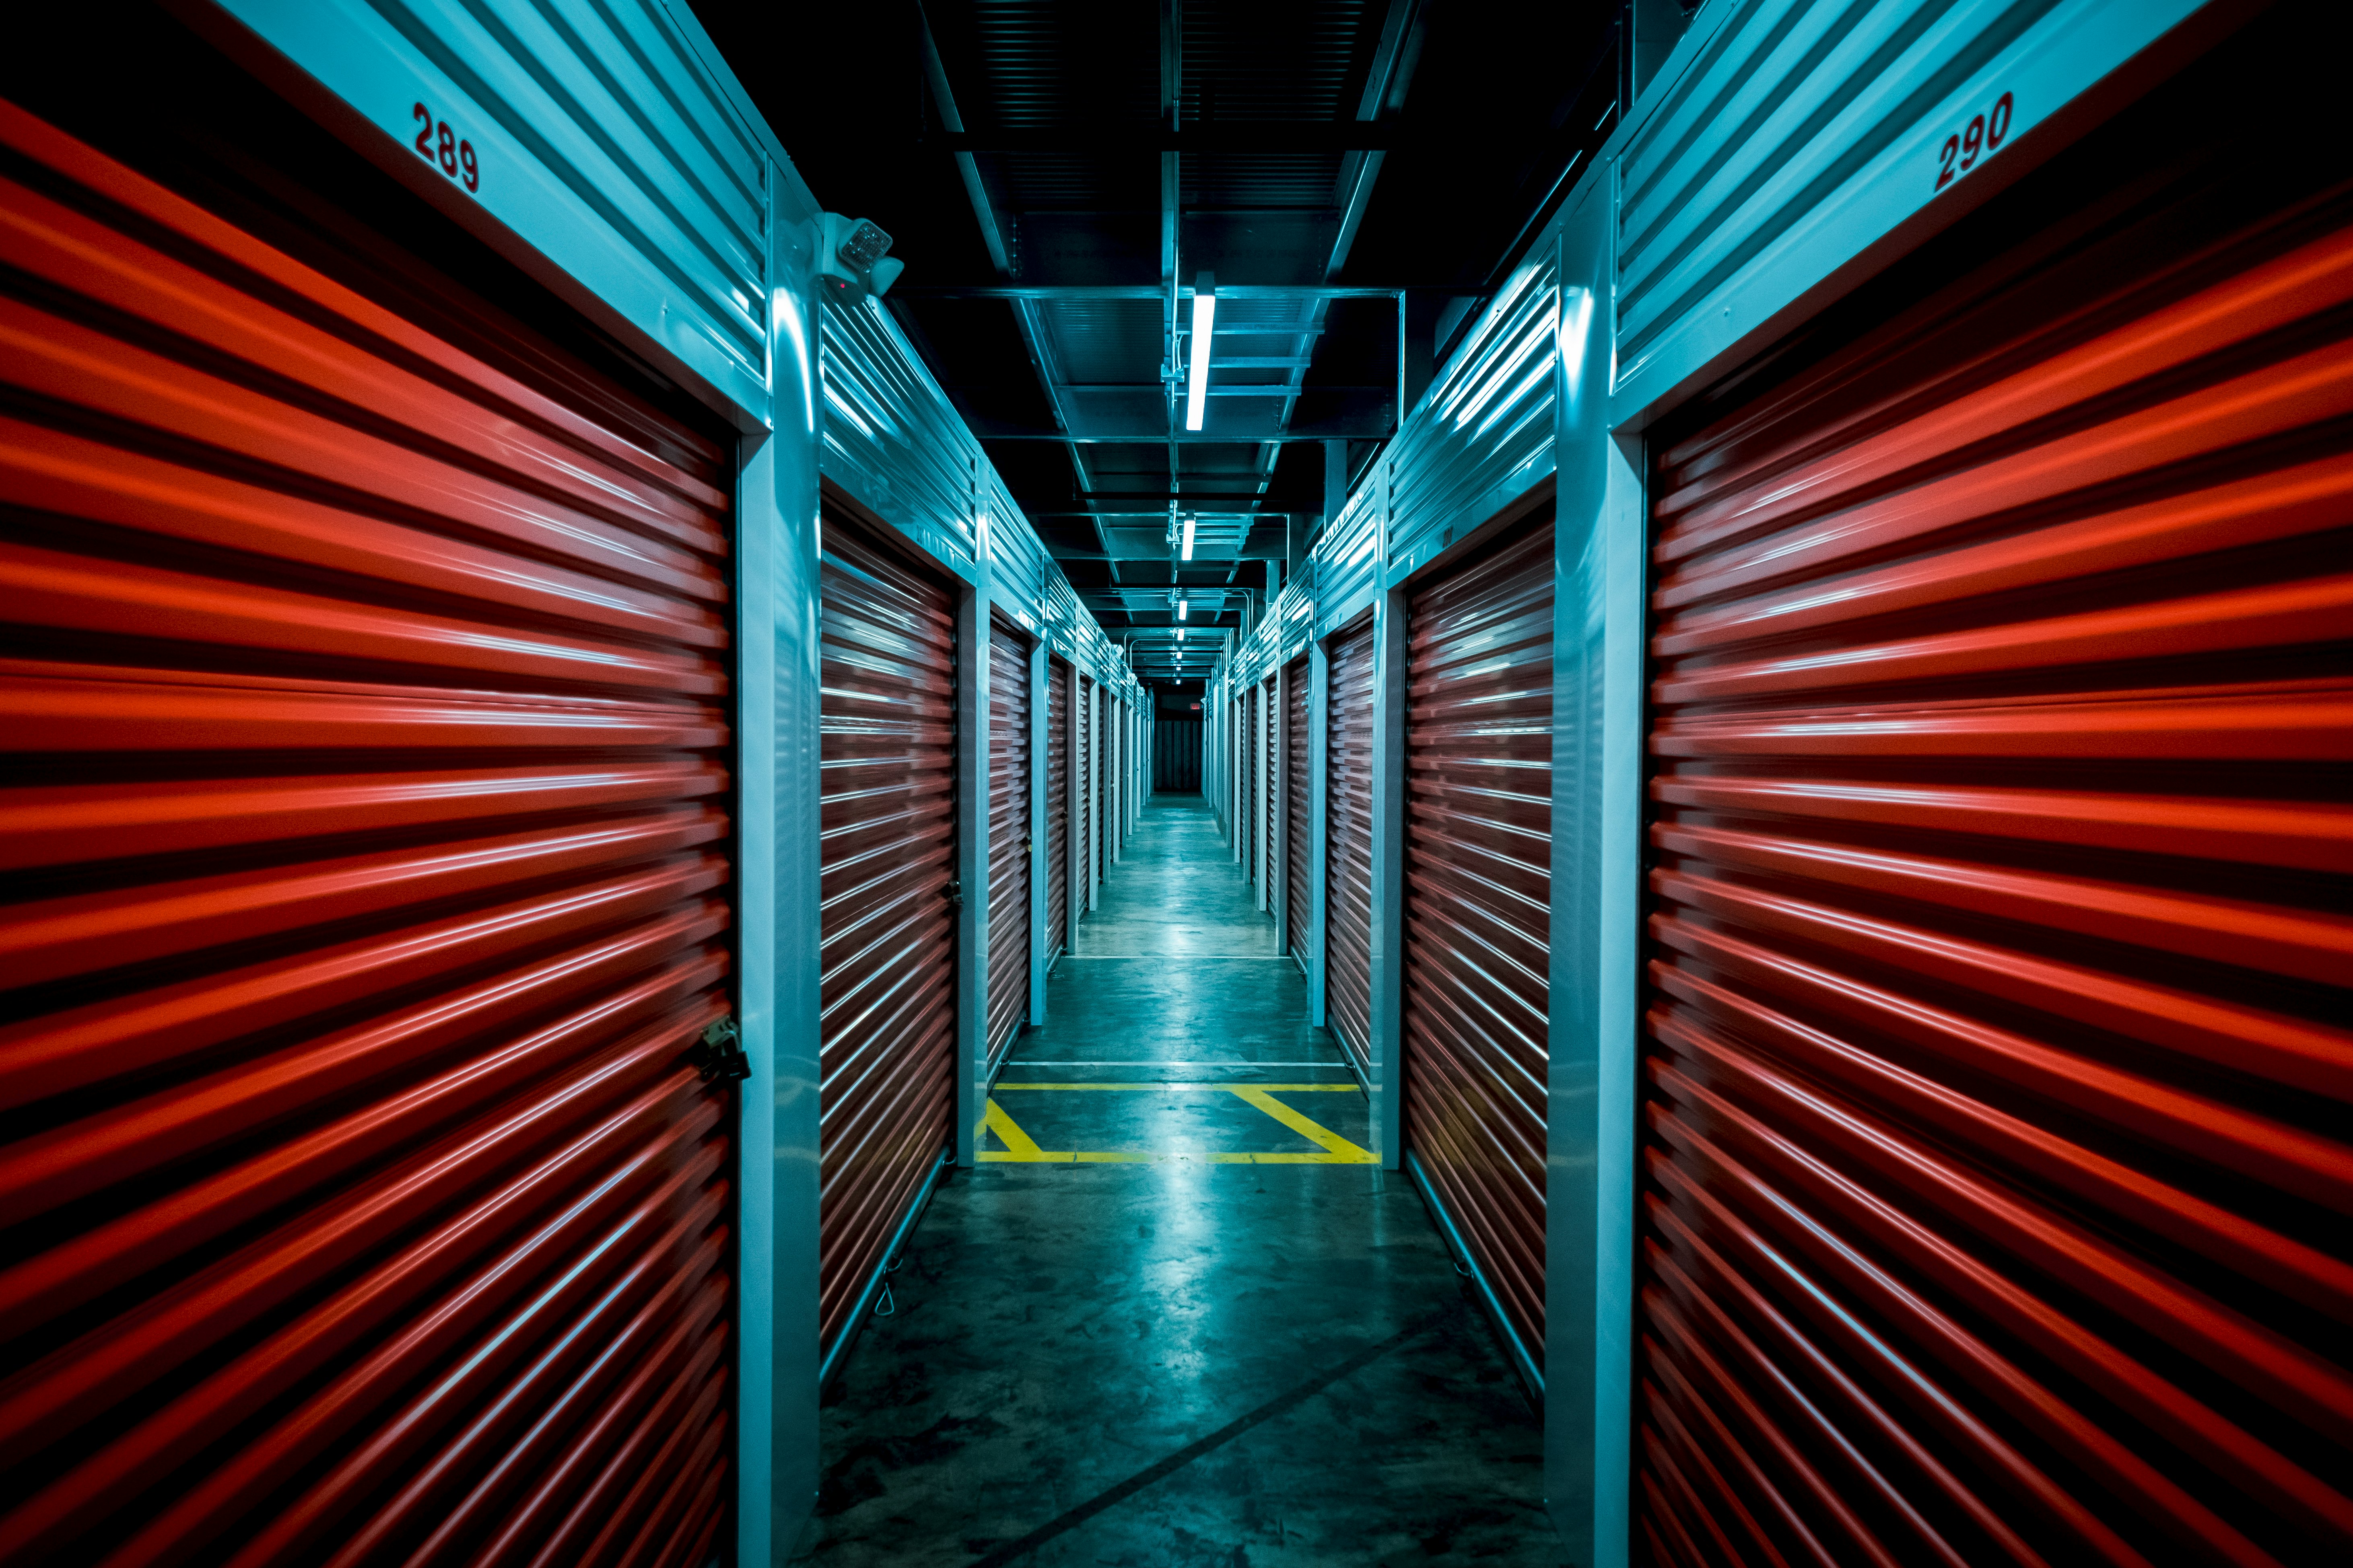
xmin=1286 ymin=656 xmax=1312 ymax=962
xmin=818 ymin=520 xmax=955 ymax=1358
xmin=1046 ymin=658 xmax=1070 ymax=958
xmin=0 ymin=102 xmax=736 ymax=1564
xmin=1402 ymin=517 xmax=1554 ymax=1366
xmin=1325 ymin=618 xmax=1377 ymax=1069
xmin=1635 ymin=51 xmax=2353 ymax=1565
xmin=986 ymin=619 xmax=1031 ymax=1068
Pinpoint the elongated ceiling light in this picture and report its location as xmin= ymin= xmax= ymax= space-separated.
xmin=1176 ymin=596 xmax=1188 ymax=619
xmin=1180 ymin=517 xmax=1195 ymax=560
xmin=1185 ymin=272 xmax=1215 ymax=431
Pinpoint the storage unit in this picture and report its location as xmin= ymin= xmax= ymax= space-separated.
xmin=1634 ymin=49 xmax=2353 ymax=1565
xmin=1325 ymin=617 xmax=1377 ymax=1068
xmin=0 ymin=99 xmax=738 ymax=1564
xmin=985 ymin=618 xmax=1030 ymax=1069
xmin=817 ymin=519 xmax=955 ymax=1360
xmin=1046 ymin=657 xmax=1071 ymax=963
xmin=1402 ymin=515 xmax=1555 ymax=1374
xmin=1286 ymin=656 xmax=1312 ymax=961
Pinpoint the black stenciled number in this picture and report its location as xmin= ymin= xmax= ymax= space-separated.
xmin=1935 ymin=133 xmax=1959 ymax=191
xmin=437 ymin=121 xmax=458 ymax=176
xmin=459 ymin=140 xmax=479 ymax=191
xmin=412 ymin=103 xmax=435 ymax=161
xmin=1960 ymin=112 xmax=1986 ymax=171
xmin=1988 ymin=90 xmax=2014 ymax=148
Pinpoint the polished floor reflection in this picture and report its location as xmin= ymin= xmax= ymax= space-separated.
xmin=792 ymin=795 xmax=1562 ymax=1566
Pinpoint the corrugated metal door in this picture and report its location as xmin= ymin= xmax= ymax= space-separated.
xmin=1402 ymin=517 xmax=1554 ymax=1366
xmin=1325 ymin=619 xmax=1377 ymax=1068
xmin=1286 ymin=657 xmax=1312 ymax=965
xmin=1636 ymin=63 xmax=2353 ymax=1567
xmin=818 ymin=519 xmax=955 ymax=1358
xmin=0 ymin=103 xmax=736 ymax=1564
xmin=985 ymin=618 xmax=1030 ymax=1069
xmin=1045 ymin=657 xmax=1070 ymax=964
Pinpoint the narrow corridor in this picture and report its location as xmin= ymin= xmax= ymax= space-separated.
xmin=794 ymin=796 xmax=1562 ymax=1566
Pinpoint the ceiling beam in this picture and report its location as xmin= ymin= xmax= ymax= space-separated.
xmin=924 ymin=128 xmax=1417 ymax=151
xmin=1327 ymin=0 xmax=1428 ymax=278
xmin=896 ymin=285 xmax=1400 ymax=300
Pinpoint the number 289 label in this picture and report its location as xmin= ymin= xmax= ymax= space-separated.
xmin=1934 ymin=90 xmax=2014 ymax=193
xmin=411 ymin=102 xmax=480 ymax=193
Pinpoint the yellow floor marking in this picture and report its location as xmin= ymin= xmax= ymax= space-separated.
xmin=981 ymin=1098 xmax=1070 ymax=1162
xmin=1225 ymin=1086 xmax=1379 ymax=1164
xmin=975 ymin=1088 xmax=1377 ymax=1165
xmin=992 ymin=1082 xmax=1356 ymax=1092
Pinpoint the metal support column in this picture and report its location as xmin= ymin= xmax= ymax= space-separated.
xmin=1366 ymin=584 xmax=1408 ymax=1168
xmin=1547 ymin=197 xmax=1639 ymax=1568
xmin=737 ymin=205 xmax=823 ymax=1568
xmin=1306 ymin=637 xmax=1329 ymax=1021
xmin=1028 ymin=637 xmax=1049 ymax=1027
xmin=954 ymin=581 xmax=989 ymax=1168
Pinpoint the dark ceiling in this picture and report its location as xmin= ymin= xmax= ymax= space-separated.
xmin=688 ymin=0 xmax=1623 ymax=683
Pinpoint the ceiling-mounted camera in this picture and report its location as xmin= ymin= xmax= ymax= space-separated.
xmin=816 ymin=214 xmax=905 ymax=303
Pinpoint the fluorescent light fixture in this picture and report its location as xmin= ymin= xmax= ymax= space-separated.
xmin=1178 ymin=627 xmax=1187 ymax=640
xmin=1177 ymin=597 xmax=1188 ymax=619
xmin=1185 ymin=272 xmax=1215 ymax=431
xmin=1180 ymin=517 xmax=1195 ymax=560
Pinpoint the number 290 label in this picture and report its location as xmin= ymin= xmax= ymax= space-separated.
xmin=411 ymin=102 xmax=480 ymax=193
xmin=1934 ymin=90 xmax=2014 ymax=193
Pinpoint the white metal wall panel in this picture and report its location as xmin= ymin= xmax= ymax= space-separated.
xmin=1385 ymin=246 xmax=1560 ymax=584
xmin=818 ymin=299 xmax=979 ymax=580
xmin=205 ymin=0 xmax=771 ymax=417
xmin=1310 ymin=479 xmax=1385 ymax=639
xmin=1613 ymin=0 xmax=2213 ymax=408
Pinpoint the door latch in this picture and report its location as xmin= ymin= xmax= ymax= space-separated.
xmin=944 ymin=879 xmax=965 ymax=908
xmin=690 ymin=1015 xmax=751 ymax=1083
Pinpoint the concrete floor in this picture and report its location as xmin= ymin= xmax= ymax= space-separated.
xmin=791 ymin=794 xmax=1564 ymax=1568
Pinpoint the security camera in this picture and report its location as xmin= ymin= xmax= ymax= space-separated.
xmin=816 ymin=214 xmax=904 ymax=302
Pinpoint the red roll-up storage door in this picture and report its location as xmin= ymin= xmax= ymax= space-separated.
xmin=818 ymin=518 xmax=955 ymax=1358
xmin=1636 ymin=41 xmax=2353 ymax=1566
xmin=0 ymin=102 xmax=737 ymax=1566
xmin=1325 ymin=618 xmax=1376 ymax=1068
xmin=1046 ymin=657 xmax=1070 ymax=961
xmin=1403 ymin=516 xmax=1553 ymax=1367
xmin=986 ymin=618 xmax=1030 ymax=1068
xmin=1286 ymin=655 xmax=1312 ymax=963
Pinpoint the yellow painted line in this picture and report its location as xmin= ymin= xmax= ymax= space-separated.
xmin=975 ymin=1090 xmax=1376 ymax=1166
xmin=1227 ymin=1086 xmax=1379 ymax=1164
xmin=991 ymin=1082 xmax=1358 ymax=1092
xmin=982 ymin=1098 xmax=1069 ymax=1162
